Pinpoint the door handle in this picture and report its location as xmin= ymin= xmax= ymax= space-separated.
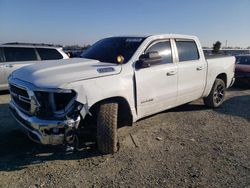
xmin=166 ymin=71 xmax=177 ymax=76
xmin=196 ymin=66 xmax=203 ymax=71
xmin=5 ymin=64 xmax=13 ymax=68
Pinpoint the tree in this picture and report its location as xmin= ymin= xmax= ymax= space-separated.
xmin=212 ymin=41 xmax=222 ymax=53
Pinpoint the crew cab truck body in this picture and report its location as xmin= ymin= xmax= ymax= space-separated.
xmin=8 ymin=34 xmax=235 ymax=154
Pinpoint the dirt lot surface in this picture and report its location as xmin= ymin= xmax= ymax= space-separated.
xmin=0 ymin=88 xmax=250 ymax=188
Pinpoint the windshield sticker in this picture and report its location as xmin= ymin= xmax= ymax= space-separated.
xmin=126 ymin=38 xmax=143 ymax=42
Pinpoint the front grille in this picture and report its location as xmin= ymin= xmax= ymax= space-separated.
xmin=10 ymin=84 xmax=31 ymax=113
xmin=10 ymin=84 xmax=29 ymax=98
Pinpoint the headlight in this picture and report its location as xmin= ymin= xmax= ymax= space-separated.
xmin=54 ymin=90 xmax=76 ymax=110
xmin=34 ymin=89 xmax=77 ymax=118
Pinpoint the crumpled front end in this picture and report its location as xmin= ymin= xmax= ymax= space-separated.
xmin=8 ymin=77 xmax=84 ymax=145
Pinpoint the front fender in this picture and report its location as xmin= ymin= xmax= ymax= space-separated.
xmin=61 ymin=74 xmax=136 ymax=121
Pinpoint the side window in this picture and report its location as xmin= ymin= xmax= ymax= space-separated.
xmin=176 ymin=40 xmax=199 ymax=62
xmin=236 ymin=56 xmax=250 ymax=65
xmin=145 ymin=41 xmax=172 ymax=65
xmin=4 ymin=47 xmax=37 ymax=62
xmin=37 ymin=48 xmax=63 ymax=60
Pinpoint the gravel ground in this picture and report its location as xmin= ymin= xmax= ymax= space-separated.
xmin=0 ymin=87 xmax=249 ymax=188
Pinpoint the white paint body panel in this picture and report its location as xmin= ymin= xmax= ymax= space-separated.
xmin=176 ymin=59 xmax=206 ymax=105
xmin=12 ymin=58 xmax=121 ymax=88
xmin=135 ymin=63 xmax=177 ymax=118
xmin=203 ymin=56 xmax=235 ymax=96
xmin=9 ymin=34 xmax=235 ymax=122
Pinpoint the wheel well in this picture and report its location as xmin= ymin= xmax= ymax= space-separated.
xmin=83 ymin=97 xmax=133 ymax=128
xmin=216 ymin=73 xmax=227 ymax=85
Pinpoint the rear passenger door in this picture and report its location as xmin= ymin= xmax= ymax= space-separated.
xmin=3 ymin=47 xmax=38 ymax=86
xmin=175 ymin=39 xmax=206 ymax=104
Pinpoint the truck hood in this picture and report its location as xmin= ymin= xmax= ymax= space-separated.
xmin=11 ymin=58 xmax=122 ymax=88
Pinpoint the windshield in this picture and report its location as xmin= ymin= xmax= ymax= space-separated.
xmin=236 ymin=56 xmax=250 ymax=65
xmin=80 ymin=37 xmax=145 ymax=64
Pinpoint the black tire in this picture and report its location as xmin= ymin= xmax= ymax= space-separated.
xmin=203 ymin=78 xmax=226 ymax=108
xmin=97 ymin=102 xmax=118 ymax=154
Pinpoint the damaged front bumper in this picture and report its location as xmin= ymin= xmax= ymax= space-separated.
xmin=9 ymin=101 xmax=81 ymax=145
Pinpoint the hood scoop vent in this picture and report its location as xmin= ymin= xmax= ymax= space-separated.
xmin=97 ymin=67 xmax=115 ymax=73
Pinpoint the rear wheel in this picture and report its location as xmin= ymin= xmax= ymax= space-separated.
xmin=203 ymin=78 xmax=226 ymax=108
xmin=97 ymin=102 xmax=118 ymax=154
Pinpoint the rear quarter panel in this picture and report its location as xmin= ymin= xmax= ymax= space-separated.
xmin=203 ymin=56 xmax=235 ymax=97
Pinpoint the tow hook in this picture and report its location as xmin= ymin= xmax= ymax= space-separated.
xmin=64 ymin=127 xmax=87 ymax=152
xmin=65 ymin=127 xmax=77 ymax=145
xmin=64 ymin=126 xmax=97 ymax=152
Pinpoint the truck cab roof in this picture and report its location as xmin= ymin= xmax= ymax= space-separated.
xmin=113 ymin=34 xmax=198 ymax=40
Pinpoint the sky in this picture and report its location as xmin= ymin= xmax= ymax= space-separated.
xmin=0 ymin=0 xmax=250 ymax=47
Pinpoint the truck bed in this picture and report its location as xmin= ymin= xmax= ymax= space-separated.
xmin=205 ymin=54 xmax=231 ymax=59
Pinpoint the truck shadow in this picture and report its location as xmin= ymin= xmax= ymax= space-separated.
xmin=214 ymin=94 xmax=250 ymax=122
xmin=0 ymin=90 xmax=9 ymax=95
xmin=0 ymin=94 xmax=249 ymax=172
xmin=231 ymin=80 xmax=250 ymax=90
xmin=169 ymin=95 xmax=250 ymax=122
xmin=0 ymin=104 xmax=101 ymax=172
xmin=0 ymin=128 xmax=101 ymax=172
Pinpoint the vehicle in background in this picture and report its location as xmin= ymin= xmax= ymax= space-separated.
xmin=64 ymin=50 xmax=83 ymax=58
xmin=0 ymin=43 xmax=69 ymax=90
xmin=63 ymin=45 xmax=90 ymax=58
xmin=8 ymin=34 xmax=235 ymax=154
xmin=235 ymin=54 xmax=250 ymax=86
xmin=203 ymin=49 xmax=250 ymax=56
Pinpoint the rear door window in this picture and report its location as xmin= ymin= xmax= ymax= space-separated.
xmin=37 ymin=48 xmax=63 ymax=60
xmin=4 ymin=47 xmax=37 ymax=62
xmin=175 ymin=40 xmax=199 ymax=62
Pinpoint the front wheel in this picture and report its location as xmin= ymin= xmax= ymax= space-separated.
xmin=203 ymin=78 xmax=226 ymax=108
xmin=97 ymin=102 xmax=118 ymax=154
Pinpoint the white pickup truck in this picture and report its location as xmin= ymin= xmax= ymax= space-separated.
xmin=8 ymin=34 xmax=235 ymax=154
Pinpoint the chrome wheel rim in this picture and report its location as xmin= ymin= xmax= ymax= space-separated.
xmin=213 ymin=84 xmax=225 ymax=105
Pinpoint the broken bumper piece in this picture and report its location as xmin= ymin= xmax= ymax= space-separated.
xmin=9 ymin=101 xmax=81 ymax=145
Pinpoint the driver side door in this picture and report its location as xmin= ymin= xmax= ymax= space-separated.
xmin=135 ymin=39 xmax=178 ymax=118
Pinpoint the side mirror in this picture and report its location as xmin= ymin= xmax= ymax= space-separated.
xmin=136 ymin=51 xmax=162 ymax=69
